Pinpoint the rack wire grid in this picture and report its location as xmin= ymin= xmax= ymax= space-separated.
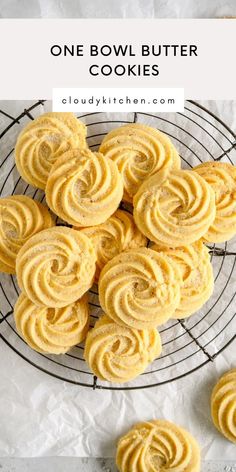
xmin=0 ymin=100 xmax=236 ymax=390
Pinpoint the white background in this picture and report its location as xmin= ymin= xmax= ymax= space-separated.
xmin=52 ymin=88 xmax=184 ymax=112
xmin=0 ymin=19 xmax=235 ymax=100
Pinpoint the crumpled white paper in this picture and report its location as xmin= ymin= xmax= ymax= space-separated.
xmin=0 ymin=100 xmax=235 ymax=459
xmin=0 ymin=0 xmax=236 ymax=18
xmin=0 ymin=338 xmax=235 ymax=458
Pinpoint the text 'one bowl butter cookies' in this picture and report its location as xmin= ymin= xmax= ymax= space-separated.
xmin=99 ymin=123 xmax=181 ymax=202
xmin=84 ymin=314 xmax=162 ymax=383
xmin=16 ymin=226 xmax=96 ymax=307
xmin=0 ymin=195 xmax=54 ymax=274
xmin=116 ymin=419 xmax=201 ymax=472
xmin=15 ymin=112 xmax=87 ymax=190
xmin=14 ymin=293 xmax=89 ymax=354
xmin=78 ymin=209 xmax=147 ymax=281
xmin=211 ymin=368 xmax=236 ymax=443
xmin=99 ymin=247 xmax=182 ymax=329
xmin=194 ymin=162 xmax=236 ymax=242
xmin=153 ymin=241 xmax=214 ymax=319
xmin=46 ymin=148 xmax=123 ymax=226
xmin=133 ymin=168 xmax=216 ymax=247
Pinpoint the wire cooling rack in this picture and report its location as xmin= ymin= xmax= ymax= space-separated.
xmin=0 ymin=100 xmax=236 ymax=390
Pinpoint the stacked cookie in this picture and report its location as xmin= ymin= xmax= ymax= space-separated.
xmin=13 ymin=226 xmax=96 ymax=354
xmin=1 ymin=113 xmax=236 ymax=386
xmin=1 ymin=113 xmax=94 ymax=354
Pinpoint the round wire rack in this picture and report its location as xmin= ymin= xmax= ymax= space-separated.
xmin=0 ymin=100 xmax=236 ymax=390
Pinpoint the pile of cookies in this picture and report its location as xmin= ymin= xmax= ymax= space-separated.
xmin=1 ymin=111 xmax=236 ymax=386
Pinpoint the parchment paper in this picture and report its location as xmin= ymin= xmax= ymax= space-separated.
xmin=0 ymin=100 xmax=235 ymax=460
xmin=0 ymin=0 xmax=236 ymax=18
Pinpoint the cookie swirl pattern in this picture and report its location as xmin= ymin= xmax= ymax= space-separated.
xmin=194 ymin=162 xmax=236 ymax=242
xmin=46 ymin=149 xmax=123 ymax=226
xmin=133 ymin=169 xmax=216 ymax=247
xmin=15 ymin=112 xmax=87 ymax=189
xmin=84 ymin=315 xmax=162 ymax=383
xmin=79 ymin=209 xmax=147 ymax=281
xmin=0 ymin=195 xmax=54 ymax=274
xmin=14 ymin=293 xmax=89 ymax=354
xmin=211 ymin=369 xmax=236 ymax=443
xmin=116 ymin=420 xmax=201 ymax=472
xmin=153 ymin=241 xmax=214 ymax=318
xmin=99 ymin=123 xmax=181 ymax=202
xmin=16 ymin=226 xmax=96 ymax=307
xmin=99 ymin=248 xmax=182 ymax=329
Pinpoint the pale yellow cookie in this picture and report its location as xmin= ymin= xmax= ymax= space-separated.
xmin=153 ymin=241 xmax=214 ymax=318
xmin=84 ymin=314 xmax=161 ymax=383
xmin=16 ymin=226 xmax=96 ymax=307
xmin=211 ymin=369 xmax=236 ymax=443
xmin=116 ymin=419 xmax=201 ymax=472
xmin=99 ymin=248 xmax=182 ymax=329
xmin=99 ymin=123 xmax=181 ymax=202
xmin=194 ymin=162 xmax=236 ymax=242
xmin=133 ymin=168 xmax=216 ymax=247
xmin=46 ymin=148 xmax=123 ymax=226
xmin=14 ymin=292 xmax=89 ymax=354
xmin=0 ymin=195 xmax=54 ymax=274
xmin=78 ymin=209 xmax=147 ymax=281
xmin=15 ymin=112 xmax=87 ymax=190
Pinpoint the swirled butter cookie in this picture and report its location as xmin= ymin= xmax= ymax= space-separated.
xmin=153 ymin=241 xmax=214 ymax=318
xmin=84 ymin=314 xmax=161 ymax=383
xmin=116 ymin=420 xmax=201 ymax=472
xmin=46 ymin=148 xmax=123 ymax=226
xmin=0 ymin=195 xmax=54 ymax=274
xmin=194 ymin=162 xmax=236 ymax=242
xmin=14 ymin=292 xmax=89 ymax=354
xmin=15 ymin=112 xmax=87 ymax=190
xmin=211 ymin=369 xmax=236 ymax=443
xmin=99 ymin=248 xmax=182 ymax=329
xmin=99 ymin=123 xmax=181 ymax=202
xmin=16 ymin=226 xmax=96 ymax=307
xmin=133 ymin=168 xmax=216 ymax=247
xmin=78 ymin=209 xmax=147 ymax=281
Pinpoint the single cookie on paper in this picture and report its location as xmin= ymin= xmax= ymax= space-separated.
xmin=15 ymin=112 xmax=87 ymax=190
xmin=99 ymin=123 xmax=181 ymax=202
xmin=153 ymin=241 xmax=214 ymax=319
xmin=78 ymin=209 xmax=147 ymax=281
xmin=84 ymin=314 xmax=162 ymax=383
xmin=16 ymin=226 xmax=96 ymax=308
xmin=133 ymin=168 xmax=216 ymax=247
xmin=14 ymin=293 xmax=89 ymax=354
xmin=211 ymin=369 xmax=236 ymax=444
xmin=194 ymin=162 xmax=236 ymax=242
xmin=0 ymin=195 xmax=54 ymax=274
xmin=46 ymin=148 xmax=123 ymax=226
xmin=99 ymin=247 xmax=182 ymax=329
xmin=116 ymin=419 xmax=201 ymax=472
